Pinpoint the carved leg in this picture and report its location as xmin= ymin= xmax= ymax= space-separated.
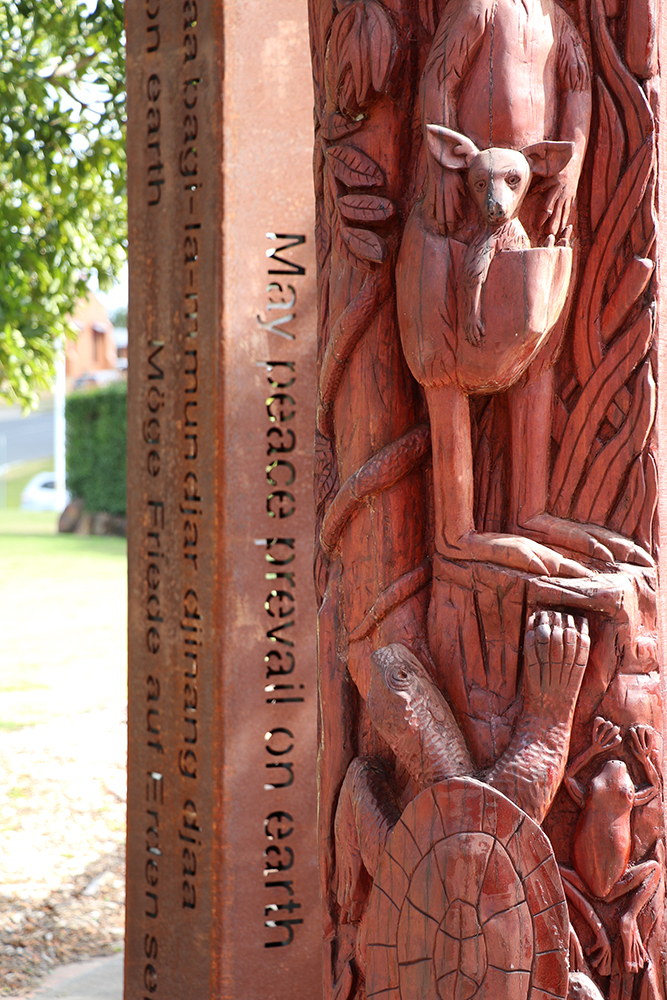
xmin=605 ymin=861 xmax=661 ymax=974
xmin=424 ymin=383 xmax=590 ymax=577
xmin=569 ymin=925 xmax=589 ymax=973
xmin=560 ymin=866 xmax=613 ymax=976
xmin=484 ymin=611 xmax=589 ymax=823
xmin=508 ymin=370 xmax=652 ymax=567
xmin=464 ymin=277 xmax=485 ymax=347
xmin=424 ymin=382 xmax=475 ymax=551
xmin=334 ymin=757 xmax=401 ymax=924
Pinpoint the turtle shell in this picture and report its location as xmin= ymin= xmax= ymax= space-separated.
xmin=364 ymin=777 xmax=568 ymax=1000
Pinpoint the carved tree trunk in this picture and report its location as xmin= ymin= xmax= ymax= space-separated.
xmin=309 ymin=0 xmax=663 ymax=999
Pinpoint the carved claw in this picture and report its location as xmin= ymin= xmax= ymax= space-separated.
xmin=517 ymin=515 xmax=655 ymax=569
xmin=620 ymin=912 xmax=649 ymax=974
xmin=588 ymin=932 xmax=613 ymax=977
xmin=628 ymin=724 xmax=655 ymax=760
xmin=616 ymin=541 xmax=654 ymax=568
xmin=580 ymin=525 xmax=653 ymax=567
xmin=557 ymin=225 xmax=573 ymax=246
xmin=464 ymin=314 xmax=484 ymax=347
xmin=442 ymin=530 xmax=594 ymax=578
xmin=569 ymin=927 xmax=587 ymax=973
xmin=517 ymin=513 xmax=615 ymax=564
xmin=591 ymin=716 xmax=622 ymax=754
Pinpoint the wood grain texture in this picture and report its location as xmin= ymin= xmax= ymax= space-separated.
xmin=309 ymin=0 xmax=663 ymax=996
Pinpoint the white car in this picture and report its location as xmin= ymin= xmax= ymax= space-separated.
xmin=20 ymin=471 xmax=71 ymax=512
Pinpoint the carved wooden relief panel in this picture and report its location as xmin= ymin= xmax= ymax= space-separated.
xmin=308 ymin=0 xmax=662 ymax=997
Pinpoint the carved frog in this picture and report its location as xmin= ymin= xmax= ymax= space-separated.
xmin=560 ymin=718 xmax=661 ymax=975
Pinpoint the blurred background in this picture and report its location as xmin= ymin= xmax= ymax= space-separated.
xmin=0 ymin=2 xmax=128 ymax=995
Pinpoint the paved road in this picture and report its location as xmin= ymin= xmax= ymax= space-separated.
xmin=0 ymin=408 xmax=54 ymax=465
xmin=27 ymin=954 xmax=123 ymax=998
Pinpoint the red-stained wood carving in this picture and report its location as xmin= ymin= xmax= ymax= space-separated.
xmin=308 ymin=0 xmax=662 ymax=996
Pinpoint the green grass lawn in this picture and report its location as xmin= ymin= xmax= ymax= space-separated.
xmin=0 ymin=507 xmax=127 ymax=730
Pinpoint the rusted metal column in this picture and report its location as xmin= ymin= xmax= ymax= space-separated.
xmin=124 ymin=2 xmax=321 ymax=997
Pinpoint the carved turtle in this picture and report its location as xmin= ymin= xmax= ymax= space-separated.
xmin=364 ymin=776 xmax=569 ymax=1000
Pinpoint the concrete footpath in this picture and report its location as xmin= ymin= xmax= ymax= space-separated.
xmin=25 ymin=953 xmax=123 ymax=999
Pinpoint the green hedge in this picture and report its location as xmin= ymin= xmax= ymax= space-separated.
xmin=66 ymin=382 xmax=127 ymax=516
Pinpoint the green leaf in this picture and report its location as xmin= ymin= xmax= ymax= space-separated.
xmin=0 ymin=0 xmax=126 ymax=408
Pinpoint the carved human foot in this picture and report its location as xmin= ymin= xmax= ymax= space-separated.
xmin=440 ymin=530 xmax=592 ymax=577
xmin=518 ymin=514 xmax=653 ymax=567
xmin=522 ymin=611 xmax=590 ymax=722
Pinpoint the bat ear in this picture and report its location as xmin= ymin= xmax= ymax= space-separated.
xmin=522 ymin=140 xmax=575 ymax=177
xmin=426 ymin=124 xmax=479 ymax=170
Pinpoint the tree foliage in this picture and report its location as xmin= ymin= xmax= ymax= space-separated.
xmin=0 ymin=0 xmax=126 ymax=408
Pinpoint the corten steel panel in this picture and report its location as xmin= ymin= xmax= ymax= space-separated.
xmin=125 ymin=2 xmax=321 ymax=997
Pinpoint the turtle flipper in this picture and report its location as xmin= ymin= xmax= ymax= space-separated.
xmin=334 ymin=756 xmax=401 ymax=923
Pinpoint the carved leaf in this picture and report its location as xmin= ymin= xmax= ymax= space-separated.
xmin=609 ymin=456 xmax=645 ymax=538
xmin=320 ymin=112 xmax=366 ymax=141
xmin=571 ymin=142 xmax=652 ymax=385
xmin=327 ymin=144 xmax=384 ymax=188
xmin=366 ymin=0 xmax=398 ymax=95
xmin=639 ymin=450 xmax=658 ymax=551
xmin=333 ymin=218 xmax=371 ymax=270
xmin=600 ymin=255 xmax=653 ymax=345
xmin=325 ymin=0 xmax=400 ymax=115
xmin=339 ymin=224 xmax=387 ymax=264
xmin=591 ymin=79 xmax=625 ymax=233
xmin=572 ymin=361 xmax=656 ymax=525
xmin=309 ymin=0 xmax=334 ymax=120
xmin=338 ymin=193 xmax=395 ymax=223
xmin=316 ymin=198 xmax=332 ymax=269
xmin=551 ymin=306 xmax=654 ymax=515
xmin=419 ymin=0 xmax=437 ymax=34
xmin=313 ymin=137 xmax=326 ymax=200
xmin=591 ymin=0 xmax=652 ymax=159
